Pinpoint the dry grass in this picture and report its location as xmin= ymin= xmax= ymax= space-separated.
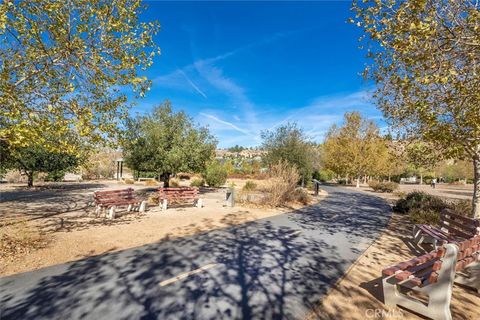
xmin=261 ymin=161 xmax=299 ymax=207
xmin=0 ymin=220 xmax=50 ymax=266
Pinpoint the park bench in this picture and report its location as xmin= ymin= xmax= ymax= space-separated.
xmin=94 ymin=188 xmax=147 ymax=219
xmin=413 ymin=208 xmax=480 ymax=248
xmin=158 ymin=187 xmax=203 ymax=210
xmin=382 ymin=235 xmax=480 ymax=320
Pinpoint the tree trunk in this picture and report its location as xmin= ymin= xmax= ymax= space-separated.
xmin=420 ymin=174 xmax=423 ymax=185
xmin=161 ymin=173 xmax=171 ymax=188
xmin=27 ymin=172 xmax=34 ymax=188
xmin=356 ymin=177 xmax=360 ymax=188
xmin=472 ymin=156 xmax=480 ymax=219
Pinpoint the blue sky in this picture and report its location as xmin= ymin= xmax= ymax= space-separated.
xmin=133 ymin=1 xmax=384 ymax=148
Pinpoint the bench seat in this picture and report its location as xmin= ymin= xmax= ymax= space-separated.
xmin=382 ymin=235 xmax=480 ymax=320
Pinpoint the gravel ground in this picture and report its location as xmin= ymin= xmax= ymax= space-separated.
xmin=0 ymin=180 xmax=315 ymax=276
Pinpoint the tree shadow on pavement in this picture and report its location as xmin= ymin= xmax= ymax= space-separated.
xmin=0 ymin=186 xmax=394 ymax=320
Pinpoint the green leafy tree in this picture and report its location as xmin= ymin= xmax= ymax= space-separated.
xmin=122 ymin=101 xmax=217 ymax=187
xmin=261 ymin=123 xmax=315 ymax=185
xmin=228 ymin=145 xmax=245 ymax=153
xmin=0 ymin=0 xmax=160 ymax=152
xmin=323 ymin=112 xmax=385 ymax=187
xmin=353 ymin=0 xmax=480 ymax=217
xmin=1 ymin=139 xmax=82 ymax=187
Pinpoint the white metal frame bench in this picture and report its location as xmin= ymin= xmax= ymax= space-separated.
xmin=382 ymin=235 xmax=480 ymax=320
xmin=158 ymin=187 xmax=203 ymax=211
xmin=413 ymin=208 xmax=480 ymax=248
xmin=94 ymin=188 xmax=147 ymax=219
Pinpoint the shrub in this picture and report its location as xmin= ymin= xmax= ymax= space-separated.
xmin=261 ymin=161 xmax=299 ymax=207
xmin=169 ymin=179 xmax=180 ymax=187
xmin=449 ymin=200 xmax=473 ymax=217
xmin=144 ymin=179 xmax=158 ymax=186
xmin=178 ymin=173 xmax=191 ymax=180
xmin=394 ymin=191 xmax=447 ymax=214
xmin=368 ymin=180 xmax=399 ymax=193
xmin=147 ymin=193 xmax=160 ymax=205
xmin=242 ymin=180 xmax=257 ymax=191
xmin=408 ymin=208 xmax=440 ymax=225
xmin=203 ymin=162 xmax=228 ymax=187
xmin=368 ymin=180 xmax=380 ymax=190
xmin=124 ymin=178 xmax=135 ymax=184
xmin=394 ymin=191 xmax=474 ymax=224
xmin=190 ymin=178 xmax=204 ymax=187
xmin=337 ymin=178 xmax=347 ymax=185
xmin=292 ymin=187 xmax=311 ymax=205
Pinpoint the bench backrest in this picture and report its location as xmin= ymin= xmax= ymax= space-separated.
xmin=440 ymin=208 xmax=480 ymax=239
xmin=383 ymin=235 xmax=480 ymax=287
xmin=159 ymin=187 xmax=198 ymax=199
xmin=94 ymin=188 xmax=135 ymax=205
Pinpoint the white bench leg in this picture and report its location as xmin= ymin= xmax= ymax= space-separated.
xmin=127 ymin=204 xmax=132 ymax=212
xmin=95 ymin=205 xmax=101 ymax=216
xmin=196 ymin=198 xmax=203 ymax=208
xmin=139 ymin=201 xmax=147 ymax=213
xmin=109 ymin=206 xmax=116 ymax=220
xmin=162 ymin=199 xmax=168 ymax=211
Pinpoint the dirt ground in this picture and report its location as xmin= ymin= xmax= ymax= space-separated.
xmin=307 ymin=185 xmax=480 ymax=320
xmin=0 ymin=180 xmax=316 ymax=277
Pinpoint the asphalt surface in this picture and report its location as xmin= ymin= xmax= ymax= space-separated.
xmin=0 ymin=186 xmax=392 ymax=320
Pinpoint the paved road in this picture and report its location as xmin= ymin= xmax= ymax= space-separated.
xmin=0 ymin=186 xmax=391 ymax=320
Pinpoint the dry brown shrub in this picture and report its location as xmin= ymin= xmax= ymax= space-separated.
xmin=148 ymin=193 xmax=160 ymax=205
xmin=292 ymin=187 xmax=312 ymax=205
xmin=144 ymin=179 xmax=158 ymax=186
xmin=261 ymin=161 xmax=299 ymax=207
xmin=124 ymin=178 xmax=135 ymax=184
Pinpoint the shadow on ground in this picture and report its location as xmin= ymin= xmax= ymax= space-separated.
xmin=0 ymin=186 xmax=393 ymax=320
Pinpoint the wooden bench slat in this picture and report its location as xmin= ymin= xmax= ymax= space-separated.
xmin=440 ymin=216 xmax=478 ymax=234
xmin=441 ymin=209 xmax=479 ymax=226
xmin=94 ymin=188 xmax=142 ymax=208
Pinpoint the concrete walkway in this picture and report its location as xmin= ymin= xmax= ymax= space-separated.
xmin=0 ymin=186 xmax=392 ymax=320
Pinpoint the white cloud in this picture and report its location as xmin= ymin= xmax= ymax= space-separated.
xmin=178 ymin=69 xmax=207 ymax=99
xmin=199 ymin=112 xmax=252 ymax=136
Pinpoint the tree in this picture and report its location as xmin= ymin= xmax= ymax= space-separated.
xmin=228 ymin=145 xmax=245 ymax=153
xmin=1 ymin=139 xmax=82 ymax=187
xmin=0 ymin=0 xmax=160 ymax=152
xmin=353 ymin=0 xmax=480 ymax=217
xmin=405 ymin=142 xmax=439 ymax=184
xmin=261 ymin=123 xmax=315 ymax=185
xmin=323 ymin=112 xmax=385 ymax=187
xmin=122 ymin=101 xmax=217 ymax=187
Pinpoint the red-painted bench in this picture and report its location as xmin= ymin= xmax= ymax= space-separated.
xmin=413 ymin=208 xmax=480 ymax=248
xmin=94 ymin=188 xmax=146 ymax=219
xmin=382 ymin=235 xmax=480 ymax=320
xmin=158 ymin=187 xmax=203 ymax=210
